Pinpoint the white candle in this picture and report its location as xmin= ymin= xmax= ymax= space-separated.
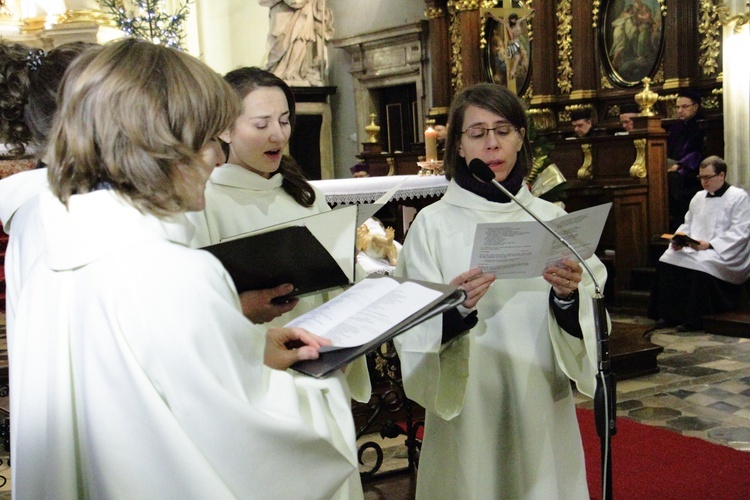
xmin=424 ymin=126 xmax=438 ymax=163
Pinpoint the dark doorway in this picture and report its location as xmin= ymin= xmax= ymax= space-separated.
xmin=290 ymin=114 xmax=322 ymax=180
xmin=376 ymin=83 xmax=419 ymax=154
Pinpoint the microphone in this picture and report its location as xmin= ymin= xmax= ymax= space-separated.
xmin=468 ymin=158 xmax=615 ymax=500
xmin=468 ymin=158 xmax=603 ymax=294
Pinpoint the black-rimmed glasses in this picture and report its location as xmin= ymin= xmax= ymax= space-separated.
xmin=696 ymin=173 xmax=719 ymax=181
xmin=462 ymin=124 xmax=517 ymax=140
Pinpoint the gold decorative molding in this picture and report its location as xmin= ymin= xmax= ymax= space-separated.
xmin=425 ymin=7 xmax=446 ymax=19
xmin=530 ymin=94 xmax=560 ymax=105
xmin=21 ymin=16 xmax=46 ymax=32
xmin=569 ymin=89 xmax=597 ymax=99
xmin=522 ymin=83 xmax=533 ymax=101
xmin=718 ymin=1 xmax=750 ymax=33
xmin=658 ymin=93 xmax=678 ymax=118
xmin=57 ymin=9 xmax=109 ymax=25
xmin=662 ymin=77 xmax=695 ymax=89
xmin=556 ymin=0 xmax=573 ymax=94
xmin=702 ymin=95 xmax=720 ymax=109
xmin=592 ymin=0 xmax=601 ymax=29
xmin=629 ymin=139 xmax=647 ymax=179
xmin=577 ymin=143 xmax=593 ymax=180
xmin=448 ymin=2 xmax=463 ymax=93
xmin=566 ymin=103 xmax=591 ymax=111
xmin=527 ymin=107 xmax=556 ymax=130
xmin=428 ymin=106 xmax=450 ymax=116
xmin=527 ymin=0 xmax=534 ymax=40
xmin=698 ymin=0 xmax=722 ymax=76
xmin=600 ymin=70 xmax=614 ymax=90
xmin=450 ymin=0 xmax=484 ymax=12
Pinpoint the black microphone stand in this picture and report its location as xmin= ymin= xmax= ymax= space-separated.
xmin=468 ymin=160 xmax=615 ymax=500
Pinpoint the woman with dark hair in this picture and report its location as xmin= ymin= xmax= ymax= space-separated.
xmin=1 ymin=42 xmax=99 ymax=466
xmin=0 ymin=41 xmax=95 ymax=157
xmin=394 ymin=83 xmax=607 ymax=498
xmin=189 ymin=67 xmax=332 ymax=325
xmin=188 ymin=65 xmax=367 ymax=500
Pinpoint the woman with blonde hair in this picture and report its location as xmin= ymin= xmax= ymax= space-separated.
xmin=13 ymin=38 xmax=358 ymax=499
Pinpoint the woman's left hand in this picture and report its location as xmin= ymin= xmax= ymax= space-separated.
xmin=543 ymin=258 xmax=583 ymax=298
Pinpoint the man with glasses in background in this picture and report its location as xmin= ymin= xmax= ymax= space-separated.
xmin=666 ymin=88 xmax=705 ymax=230
xmin=649 ymin=156 xmax=750 ymax=331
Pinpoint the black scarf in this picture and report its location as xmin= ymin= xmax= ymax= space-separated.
xmin=453 ymin=158 xmax=526 ymax=203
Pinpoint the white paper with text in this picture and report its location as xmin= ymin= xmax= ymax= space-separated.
xmin=470 ymin=203 xmax=612 ymax=279
xmin=285 ymin=277 xmax=442 ymax=350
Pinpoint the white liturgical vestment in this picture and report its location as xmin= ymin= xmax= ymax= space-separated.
xmin=12 ymin=190 xmax=359 ymax=499
xmin=395 ymin=182 xmax=607 ymax=499
xmin=187 ymin=164 xmax=332 ymax=326
xmin=660 ymin=185 xmax=750 ymax=284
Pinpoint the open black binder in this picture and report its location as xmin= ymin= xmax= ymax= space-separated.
xmin=203 ymin=225 xmax=349 ymax=298
xmin=291 ymin=275 xmax=467 ymax=379
xmin=202 ymin=203 xmax=384 ymax=301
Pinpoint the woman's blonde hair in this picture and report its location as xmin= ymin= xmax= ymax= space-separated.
xmin=47 ymin=38 xmax=240 ymax=215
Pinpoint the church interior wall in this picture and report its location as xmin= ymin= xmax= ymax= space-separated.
xmin=187 ymin=0 xmax=267 ymax=75
xmin=1 ymin=1 xmax=746 ymax=182
xmin=326 ymin=0 xmax=426 ymax=178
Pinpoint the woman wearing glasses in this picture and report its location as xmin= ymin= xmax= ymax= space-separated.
xmin=394 ymin=83 xmax=607 ymax=499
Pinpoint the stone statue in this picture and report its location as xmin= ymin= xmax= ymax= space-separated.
xmin=259 ymin=0 xmax=333 ymax=86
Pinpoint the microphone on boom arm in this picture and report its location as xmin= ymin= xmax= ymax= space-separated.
xmin=467 ymin=158 xmax=616 ymax=500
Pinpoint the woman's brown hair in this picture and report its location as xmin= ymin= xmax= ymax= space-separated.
xmin=47 ymin=38 xmax=240 ymax=216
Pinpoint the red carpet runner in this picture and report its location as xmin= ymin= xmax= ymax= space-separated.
xmin=577 ymin=408 xmax=750 ymax=499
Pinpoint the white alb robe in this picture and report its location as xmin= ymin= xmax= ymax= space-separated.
xmin=660 ymin=185 xmax=750 ymax=284
xmin=0 ymin=168 xmax=49 ymax=464
xmin=13 ymin=189 xmax=359 ymax=499
xmin=185 ymin=164 xmax=370 ymax=496
xmin=395 ymin=182 xmax=607 ymax=499
xmin=0 ymin=168 xmax=49 ymax=323
xmin=186 ymin=164 xmax=332 ymax=327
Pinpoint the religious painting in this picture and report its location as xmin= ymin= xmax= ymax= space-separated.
xmin=600 ymin=0 xmax=665 ymax=87
xmin=483 ymin=8 xmax=533 ymax=96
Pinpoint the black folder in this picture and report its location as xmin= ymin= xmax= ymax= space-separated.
xmin=291 ymin=275 xmax=467 ymax=378
xmin=203 ymin=225 xmax=349 ymax=299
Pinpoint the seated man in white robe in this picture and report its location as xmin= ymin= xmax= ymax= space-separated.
xmin=649 ymin=156 xmax=750 ymax=330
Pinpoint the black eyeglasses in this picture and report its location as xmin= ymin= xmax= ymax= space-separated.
xmin=696 ymin=173 xmax=719 ymax=181
xmin=462 ymin=123 xmax=517 ymax=140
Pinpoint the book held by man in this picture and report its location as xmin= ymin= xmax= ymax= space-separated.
xmin=661 ymin=232 xmax=700 ymax=246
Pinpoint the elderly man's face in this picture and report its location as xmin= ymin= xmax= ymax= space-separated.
xmin=619 ymin=113 xmax=637 ymax=132
xmin=571 ymin=118 xmax=592 ymax=137
xmin=676 ymin=97 xmax=699 ymax=121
